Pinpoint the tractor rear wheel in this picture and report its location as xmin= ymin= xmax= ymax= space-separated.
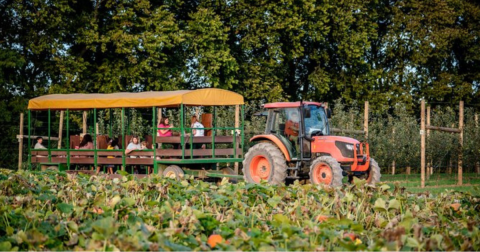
xmin=243 ymin=142 xmax=287 ymax=185
xmin=309 ymin=156 xmax=343 ymax=187
xmin=366 ymin=158 xmax=381 ymax=185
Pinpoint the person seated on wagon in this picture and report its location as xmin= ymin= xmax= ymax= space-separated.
xmin=190 ymin=115 xmax=205 ymax=149
xmin=78 ymin=134 xmax=94 ymax=150
xmin=105 ymin=138 xmax=119 ymax=175
xmin=125 ymin=135 xmax=142 ymax=174
xmin=77 ymin=134 xmax=101 ymax=172
xmin=158 ymin=116 xmax=173 ymax=137
xmin=34 ymin=136 xmax=46 ymax=149
xmin=33 ymin=137 xmax=47 ymax=161
xmin=157 ymin=116 xmax=178 ymax=149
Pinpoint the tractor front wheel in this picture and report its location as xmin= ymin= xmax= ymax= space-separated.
xmin=366 ymin=158 xmax=381 ymax=185
xmin=309 ymin=156 xmax=343 ymax=187
xmin=243 ymin=142 xmax=287 ymax=185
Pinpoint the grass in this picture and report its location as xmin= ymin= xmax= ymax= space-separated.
xmin=380 ymin=172 xmax=480 ymax=195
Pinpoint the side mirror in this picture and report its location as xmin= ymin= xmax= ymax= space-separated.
xmin=304 ymin=108 xmax=311 ymax=118
xmin=327 ymin=108 xmax=332 ymax=118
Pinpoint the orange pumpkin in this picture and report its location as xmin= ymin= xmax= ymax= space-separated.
xmin=343 ymin=232 xmax=356 ymax=241
xmin=450 ymin=203 xmax=461 ymax=211
xmin=316 ymin=215 xmax=329 ymax=223
xmin=207 ymin=234 xmax=223 ymax=248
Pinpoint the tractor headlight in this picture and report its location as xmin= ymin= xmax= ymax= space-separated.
xmin=345 ymin=144 xmax=354 ymax=151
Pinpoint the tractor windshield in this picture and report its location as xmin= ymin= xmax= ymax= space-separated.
xmin=305 ymin=105 xmax=329 ymax=137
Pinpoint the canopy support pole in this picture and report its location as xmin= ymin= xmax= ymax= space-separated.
xmin=66 ymin=109 xmax=70 ymax=169
xmin=212 ymin=106 xmax=216 ymax=162
xmin=48 ymin=109 xmax=51 ymax=162
xmin=152 ymin=106 xmax=157 ymax=174
xmin=181 ymin=104 xmax=185 ymax=160
xmin=241 ymin=105 xmax=245 ymax=160
xmin=121 ymin=107 xmax=125 ymax=171
xmin=94 ymin=108 xmax=98 ymax=172
xmin=234 ymin=105 xmax=239 ymax=174
xmin=58 ymin=111 xmax=64 ymax=149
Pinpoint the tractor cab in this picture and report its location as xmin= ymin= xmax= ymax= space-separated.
xmin=263 ymin=102 xmax=329 ymax=159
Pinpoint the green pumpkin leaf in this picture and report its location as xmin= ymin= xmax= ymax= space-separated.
xmin=374 ymin=198 xmax=387 ymax=212
xmin=388 ymin=199 xmax=401 ymax=210
xmin=57 ymin=203 xmax=73 ymax=214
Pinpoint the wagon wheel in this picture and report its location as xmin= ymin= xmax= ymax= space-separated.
xmin=242 ymin=142 xmax=287 ymax=185
xmin=366 ymin=158 xmax=381 ymax=185
xmin=163 ymin=165 xmax=184 ymax=179
xmin=47 ymin=166 xmax=59 ymax=171
xmin=309 ymin=156 xmax=343 ymax=188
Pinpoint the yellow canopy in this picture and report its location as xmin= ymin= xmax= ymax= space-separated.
xmin=28 ymin=88 xmax=244 ymax=110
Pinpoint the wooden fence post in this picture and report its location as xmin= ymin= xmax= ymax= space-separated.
xmin=406 ymin=166 xmax=411 ymax=175
xmin=392 ymin=127 xmax=395 ymax=175
xmin=58 ymin=111 xmax=64 ymax=149
xmin=421 ymin=100 xmax=426 ymax=188
xmin=426 ymin=106 xmax=432 ymax=178
xmin=458 ymin=101 xmax=464 ymax=186
xmin=18 ymin=113 xmax=24 ymax=170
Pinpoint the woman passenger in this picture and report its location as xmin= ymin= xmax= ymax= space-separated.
xmin=158 ymin=116 xmax=178 ymax=149
xmin=79 ymin=134 xmax=94 ymax=149
xmin=157 ymin=117 xmax=173 ymax=137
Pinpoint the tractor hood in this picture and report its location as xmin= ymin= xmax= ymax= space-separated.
xmin=313 ymin=135 xmax=360 ymax=145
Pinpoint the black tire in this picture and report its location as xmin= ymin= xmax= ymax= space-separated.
xmin=163 ymin=165 xmax=184 ymax=179
xmin=47 ymin=166 xmax=59 ymax=171
xmin=221 ymin=167 xmax=238 ymax=183
xmin=366 ymin=158 xmax=381 ymax=185
xmin=242 ymin=142 xmax=287 ymax=185
xmin=309 ymin=156 xmax=343 ymax=188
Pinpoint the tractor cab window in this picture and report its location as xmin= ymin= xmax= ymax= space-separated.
xmin=270 ymin=108 xmax=301 ymax=157
xmin=305 ymin=105 xmax=329 ymax=137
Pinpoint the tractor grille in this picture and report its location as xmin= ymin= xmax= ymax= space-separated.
xmin=334 ymin=141 xmax=357 ymax=158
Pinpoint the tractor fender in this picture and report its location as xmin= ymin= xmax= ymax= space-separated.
xmin=250 ymin=135 xmax=291 ymax=161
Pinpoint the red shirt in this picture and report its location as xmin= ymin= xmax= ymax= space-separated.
xmin=285 ymin=120 xmax=299 ymax=136
xmin=157 ymin=124 xmax=172 ymax=137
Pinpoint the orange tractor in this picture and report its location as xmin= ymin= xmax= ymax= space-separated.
xmin=243 ymin=102 xmax=381 ymax=187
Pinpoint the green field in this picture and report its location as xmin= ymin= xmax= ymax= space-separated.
xmin=0 ymin=169 xmax=479 ymax=251
xmin=380 ymin=173 xmax=480 ymax=195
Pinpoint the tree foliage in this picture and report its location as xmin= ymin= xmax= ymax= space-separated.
xmin=1 ymin=0 xmax=480 ymax=169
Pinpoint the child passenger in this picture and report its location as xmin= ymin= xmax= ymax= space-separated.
xmin=106 ymin=138 xmax=119 ymax=174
